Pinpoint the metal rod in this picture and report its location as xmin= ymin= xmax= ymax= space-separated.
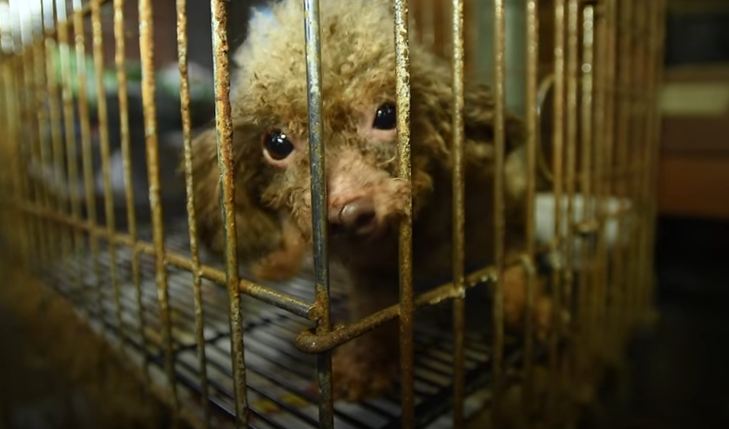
xmin=563 ymin=0 xmax=579 ymax=325
xmin=394 ymin=0 xmax=415 ymax=427
xmin=138 ymin=0 xmax=180 ymax=415
xmin=209 ymin=0 xmax=248 ymax=425
xmin=176 ymin=0 xmax=211 ymax=425
xmin=32 ymin=4 xmax=55 ymax=264
xmin=55 ymin=0 xmax=86 ymax=309
xmin=90 ymin=0 xmax=124 ymax=351
xmin=43 ymin=0 xmax=72 ymax=263
xmin=549 ymin=0 xmax=566 ymax=410
xmin=113 ymin=0 xmax=149 ymax=379
xmin=13 ymin=199 xmax=314 ymax=317
xmin=301 ymin=0 xmax=333 ymax=427
xmin=296 ymin=266 xmax=497 ymax=353
xmin=72 ymin=0 xmax=104 ymax=324
xmin=613 ymin=0 xmax=633 ymax=344
xmin=3 ymin=57 xmax=27 ymax=265
xmin=523 ymin=0 xmax=539 ymax=411
xmin=450 ymin=0 xmax=466 ymax=425
xmin=580 ymin=3 xmax=596 ymax=361
xmin=491 ymin=0 xmax=507 ymax=407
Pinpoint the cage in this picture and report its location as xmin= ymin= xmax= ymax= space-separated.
xmin=0 ymin=0 xmax=665 ymax=428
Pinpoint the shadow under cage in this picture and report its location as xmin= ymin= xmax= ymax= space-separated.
xmin=0 ymin=0 xmax=666 ymax=428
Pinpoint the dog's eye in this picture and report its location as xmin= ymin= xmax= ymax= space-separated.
xmin=263 ymin=130 xmax=294 ymax=160
xmin=372 ymin=102 xmax=396 ymax=130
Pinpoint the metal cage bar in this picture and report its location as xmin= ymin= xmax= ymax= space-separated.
xmin=301 ymin=0 xmax=334 ymax=427
xmin=113 ymin=0 xmax=150 ymax=380
xmin=523 ymin=0 xmax=539 ymax=410
xmin=176 ymin=0 xmax=212 ymax=426
xmin=209 ymin=0 xmax=249 ymax=426
xmin=55 ymin=0 xmax=86 ymax=308
xmin=90 ymin=0 xmax=125 ymax=350
xmin=450 ymin=0 xmax=466 ymax=425
xmin=491 ymin=0 xmax=508 ymax=403
xmin=549 ymin=0 xmax=567 ymax=410
xmin=42 ymin=0 xmax=72 ymax=266
xmin=71 ymin=0 xmax=105 ymax=326
xmin=394 ymin=0 xmax=415 ymax=427
xmin=138 ymin=0 xmax=180 ymax=416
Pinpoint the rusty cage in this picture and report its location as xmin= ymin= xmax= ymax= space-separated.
xmin=0 ymin=0 xmax=665 ymax=428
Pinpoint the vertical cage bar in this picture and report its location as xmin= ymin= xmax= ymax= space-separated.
xmin=2 ymin=56 xmax=26 ymax=264
xmin=523 ymin=0 xmax=539 ymax=407
xmin=613 ymin=0 xmax=632 ymax=342
xmin=638 ymin=0 xmax=654 ymax=320
xmin=209 ymin=0 xmax=248 ymax=426
xmin=394 ymin=0 xmax=415 ymax=427
xmin=450 ymin=0 xmax=466 ymax=425
xmin=113 ymin=0 xmax=149 ymax=378
xmin=43 ymin=0 xmax=71 ymax=262
xmin=563 ymin=0 xmax=579 ymax=330
xmin=631 ymin=0 xmax=649 ymax=325
xmin=32 ymin=2 xmax=55 ymax=264
xmin=16 ymin=9 xmax=42 ymax=270
xmin=491 ymin=0 xmax=507 ymax=408
xmin=55 ymin=0 xmax=85 ymax=291
xmin=176 ymin=0 xmax=211 ymax=425
xmin=549 ymin=0 xmax=566 ymax=407
xmin=624 ymin=0 xmax=639 ymax=327
xmin=302 ymin=1 xmax=333 ymax=427
xmin=90 ymin=0 xmax=124 ymax=345
xmin=138 ymin=0 xmax=180 ymax=414
xmin=642 ymin=0 xmax=666 ymax=314
xmin=602 ymin=0 xmax=619 ymax=351
xmin=72 ymin=0 xmax=104 ymax=322
xmin=579 ymin=2 xmax=596 ymax=367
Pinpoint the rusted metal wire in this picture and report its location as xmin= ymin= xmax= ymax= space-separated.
xmin=296 ymin=266 xmax=496 ymax=353
xmin=176 ymin=0 xmax=210 ymax=426
xmin=71 ymin=0 xmax=105 ymax=324
xmin=450 ymin=0 xmax=466 ymax=426
xmin=137 ymin=0 xmax=180 ymax=416
xmin=491 ymin=0 xmax=507 ymax=410
xmin=579 ymin=2 xmax=596 ymax=367
xmin=302 ymin=1 xmax=334 ymax=427
xmin=31 ymin=4 xmax=55 ymax=264
xmin=549 ymin=0 xmax=566 ymax=411
xmin=613 ymin=0 xmax=633 ymax=345
xmin=564 ymin=0 xmax=579 ymax=323
xmin=209 ymin=0 xmax=248 ymax=426
xmin=394 ymin=0 xmax=415 ymax=427
xmin=90 ymin=0 xmax=124 ymax=350
xmin=523 ymin=0 xmax=539 ymax=410
xmin=113 ymin=0 xmax=150 ymax=379
xmin=42 ymin=0 xmax=71 ymax=263
xmin=55 ymin=0 xmax=85 ymax=299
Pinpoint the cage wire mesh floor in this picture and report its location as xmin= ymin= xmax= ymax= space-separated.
xmin=40 ymin=220 xmax=519 ymax=428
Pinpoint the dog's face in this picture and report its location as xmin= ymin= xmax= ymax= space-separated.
xmin=193 ymin=0 xmax=522 ymax=273
xmin=225 ymin=0 xmax=452 ymax=250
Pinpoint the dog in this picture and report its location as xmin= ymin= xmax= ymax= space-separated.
xmin=191 ymin=0 xmax=551 ymax=400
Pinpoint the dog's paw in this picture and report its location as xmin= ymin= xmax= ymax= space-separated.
xmin=332 ymin=342 xmax=398 ymax=401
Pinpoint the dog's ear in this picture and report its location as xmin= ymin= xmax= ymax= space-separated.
xmin=191 ymin=124 xmax=304 ymax=277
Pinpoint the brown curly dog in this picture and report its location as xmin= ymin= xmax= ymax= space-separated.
xmin=191 ymin=0 xmax=551 ymax=401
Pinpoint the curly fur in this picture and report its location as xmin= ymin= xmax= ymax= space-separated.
xmin=191 ymin=0 xmax=548 ymax=400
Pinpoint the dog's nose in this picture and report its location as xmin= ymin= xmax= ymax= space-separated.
xmin=329 ymin=197 xmax=377 ymax=236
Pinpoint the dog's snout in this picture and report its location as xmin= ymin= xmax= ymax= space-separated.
xmin=329 ymin=197 xmax=377 ymax=237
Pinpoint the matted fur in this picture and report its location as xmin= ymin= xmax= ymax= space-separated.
xmin=191 ymin=0 xmax=546 ymax=400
